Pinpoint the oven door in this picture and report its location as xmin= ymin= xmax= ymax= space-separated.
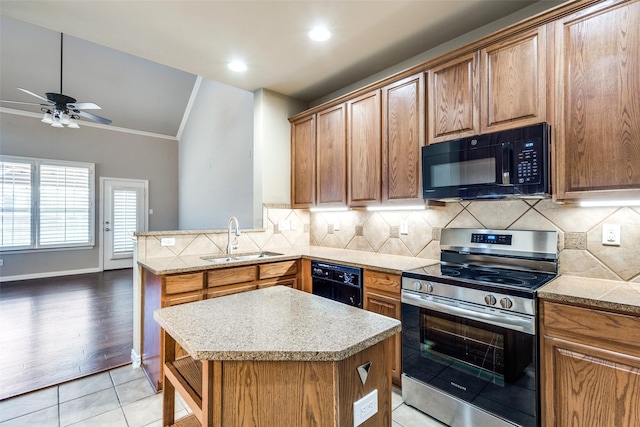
xmin=402 ymin=291 xmax=537 ymax=427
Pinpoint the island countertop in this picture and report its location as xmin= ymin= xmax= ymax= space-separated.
xmin=153 ymin=285 xmax=401 ymax=362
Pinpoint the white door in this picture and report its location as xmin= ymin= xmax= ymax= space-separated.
xmin=101 ymin=178 xmax=148 ymax=270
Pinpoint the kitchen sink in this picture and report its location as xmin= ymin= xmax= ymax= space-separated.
xmin=201 ymin=251 xmax=283 ymax=263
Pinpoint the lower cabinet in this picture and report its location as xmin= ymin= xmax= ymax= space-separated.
xmin=363 ymin=270 xmax=402 ymax=385
xmin=141 ymin=260 xmax=300 ymax=392
xmin=540 ymin=299 xmax=640 ymax=427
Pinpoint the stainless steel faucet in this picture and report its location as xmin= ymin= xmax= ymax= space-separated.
xmin=227 ymin=216 xmax=240 ymax=254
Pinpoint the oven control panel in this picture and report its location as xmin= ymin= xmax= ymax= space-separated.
xmin=470 ymin=233 xmax=512 ymax=245
xmin=401 ymin=276 xmax=535 ymax=316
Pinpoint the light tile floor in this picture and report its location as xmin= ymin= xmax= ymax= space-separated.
xmin=0 ymin=365 xmax=446 ymax=427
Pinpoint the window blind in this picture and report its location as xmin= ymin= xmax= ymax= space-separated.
xmin=112 ymin=188 xmax=137 ymax=254
xmin=0 ymin=161 xmax=32 ymax=248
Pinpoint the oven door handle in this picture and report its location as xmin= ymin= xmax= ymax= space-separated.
xmin=402 ymin=291 xmax=535 ymax=335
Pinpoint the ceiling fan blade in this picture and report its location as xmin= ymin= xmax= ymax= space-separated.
xmin=17 ymin=87 xmax=51 ymax=103
xmin=0 ymin=99 xmax=48 ymax=107
xmin=75 ymin=110 xmax=112 ymax=125
xmin=68 ymin=102 xmax=101 ymax=110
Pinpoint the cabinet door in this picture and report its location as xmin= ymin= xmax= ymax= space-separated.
xmin=364 ymin=291 xmax=401 ymax=384
xmin=540 ymin=300 xmax=640 ymax=427
xmin=382 ymin=73 xmax=425 ymax=204
xmin=481 ymin=26 xmax=546 ymax=133
xmin=427 ymin=51 xmax=480 ymax=143
xmin=291 ymin=115 xmax=315 ymax=208
xmin=553 ymin=1 xmax=640 ymax=200
xmin=317 ymin=104 xmax=347 ymax=206
xmin=348 ymin=90 xmax=382 ymax=207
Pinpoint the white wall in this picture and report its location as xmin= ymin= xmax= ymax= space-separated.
xmin=178 ymin=78 xmax=255 ymax=230
xmin=253 ymin=88 xmax=308 ymax=223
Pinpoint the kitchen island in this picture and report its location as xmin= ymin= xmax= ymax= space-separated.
xmin=153 ymin=285 xmax=401 ymax=427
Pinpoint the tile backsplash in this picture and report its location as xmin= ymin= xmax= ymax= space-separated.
xmin=310 ymin=200 xmax=640 ymax=283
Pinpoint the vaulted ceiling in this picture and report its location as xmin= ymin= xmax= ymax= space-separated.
xmin=0 ymin=1 xmax=563 ymax=137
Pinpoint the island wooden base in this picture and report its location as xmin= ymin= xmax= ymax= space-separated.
xmin=162 ymin=331 xmax=393 ymax=427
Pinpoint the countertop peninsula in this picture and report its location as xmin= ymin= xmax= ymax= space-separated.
xmin=153 ymin=285 xmax=401 ymax=361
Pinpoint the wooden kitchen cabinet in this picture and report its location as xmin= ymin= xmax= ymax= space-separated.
xmin=540 ymin=299 xmax=640 ymax=427
xmin=316 ymin=104 xmax=347 ymax=207
xmin=142 ymin=270 xmax=205 ymax=391
xmin=480 ymin=26 xmax=547 ymax=133
xmin=552 ymin=0 xmax=640 ymax=201
xmin=363 ymin=270 xmax=402 ymax=385
xmin=290 ymin=115 xmax=315 ymax=208
xmin=381 ymin=73 xmax=425 ymax=204
xmin=347 ymin=90 xmax=382 ymax=207
xmin=427 ymin=51 xmax=480 ymax=143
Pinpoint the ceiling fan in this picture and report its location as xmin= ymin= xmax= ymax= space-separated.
xmin=0 ymin=33 xmax=112 ymax=127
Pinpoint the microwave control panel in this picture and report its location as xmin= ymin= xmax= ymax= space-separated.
xmin=514 ymin=139 xmax=542 ymax=184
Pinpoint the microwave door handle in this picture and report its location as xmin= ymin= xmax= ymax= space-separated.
xmin=501 ymin=143 xmax=511 ymax=185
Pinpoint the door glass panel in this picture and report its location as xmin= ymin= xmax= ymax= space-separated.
xmin=112 ymin=188 xmax=137 ymax=255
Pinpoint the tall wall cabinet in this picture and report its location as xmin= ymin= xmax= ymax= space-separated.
xmin=552 ymin=0 xmax=640 ymax=201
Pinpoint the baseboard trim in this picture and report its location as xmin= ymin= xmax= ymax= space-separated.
xmin=131 ymin=349 xmax=142 ymax=369
xmin=0 ymin=267 xmax=102 ymax=283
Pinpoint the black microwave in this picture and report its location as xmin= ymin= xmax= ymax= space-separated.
xmin=422 ymin=122 xmax=550 ymax=200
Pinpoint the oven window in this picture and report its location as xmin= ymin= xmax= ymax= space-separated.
xmin=402 ymin=303 xmax=536 ymax=427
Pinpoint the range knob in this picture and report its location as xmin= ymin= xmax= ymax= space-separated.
xmin=484 ymin=295 xmax=497 ymax=306
xmin=500 ymin=297 xmax=514 ymax=309
xmin=425 ymin=282 xmax=434 ymax=293
xmin=413 ymin=281 xmax=423 ymax=291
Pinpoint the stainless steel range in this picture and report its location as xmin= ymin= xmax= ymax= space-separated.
xmin=401 ymin=228 xmax=558 ymax=427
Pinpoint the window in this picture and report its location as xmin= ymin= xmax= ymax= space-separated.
xmin=0 ymin=155 xmax=95 ymax=251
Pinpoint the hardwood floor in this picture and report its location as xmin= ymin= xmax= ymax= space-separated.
xmin=0 ymin=269 xmax=133 ymax=401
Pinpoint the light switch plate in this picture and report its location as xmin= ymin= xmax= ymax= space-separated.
xmin=278 ymin=219 xmax=291 ymax=231
xmin=161 ymin=237 xmax=176 ymax=247
xmin=353 ymin=389 xmax=378 ymax=426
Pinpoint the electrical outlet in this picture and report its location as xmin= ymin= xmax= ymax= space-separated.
xmin=353 ymin=389 xmax=378 ymax=426
xmin=278 ymin=219 xmax=291 ymax=231
xmin=161 ymin=237 xmax=176 ymax=247
xmin=602 ymin=224 xmax=621 ymax=246
xmin=400 ymin=220 xmax=409 ymax=235
xmin=290 ymin=220 xmax=297 ymax=230
xmin=333 ymin=221 xmax=340 ymax=231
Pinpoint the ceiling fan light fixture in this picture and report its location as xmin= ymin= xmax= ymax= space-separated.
xmin=41 ymin=109 xmax=53 ymax=124
xmin=60 ymin=111 xmax=71 ymax=125
xmin=51 ymin=111 xmax=63 ymax=128
xmin=67 ymin=116 xmax=80 ymax=128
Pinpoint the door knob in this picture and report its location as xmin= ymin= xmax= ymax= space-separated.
xmin=105 ymin=228 xmax=111 ymax=232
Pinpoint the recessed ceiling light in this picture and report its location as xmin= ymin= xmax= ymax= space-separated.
xmin=227 ymin=61 xmax=247 ymax=72
xmin=308 ymin=26 xmax=331 ymax=42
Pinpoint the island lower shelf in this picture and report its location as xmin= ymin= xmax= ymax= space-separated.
xmin=162 ymin=331 xmax=393 ymax=427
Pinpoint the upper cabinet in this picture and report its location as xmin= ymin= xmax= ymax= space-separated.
xmin=427 ymin=51 xmax=480 ymax=143
xmin=347 ymin=90 xmax=382 ymax=207
xmin=481 ymin=26 xmax=547 ymax=133
xmin=290 ymin=115 xmax=315 ymax=208
xmin=382 ymin=73 xmax=425 ymax=203
xmin=316 ymin=104 xmax=347 ymax=206
xmin=552 ymin=0 xmax=640 ymax=201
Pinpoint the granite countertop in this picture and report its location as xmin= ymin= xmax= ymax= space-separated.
xmin=153 ymin=285 xmax=401 ymax=361
xmin=539 ymin=275 xmax=640 ymax=315
xmin=138 ymin=246 xmax=438 ymax=276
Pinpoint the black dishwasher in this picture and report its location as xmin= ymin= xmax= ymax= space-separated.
xmin=311 ymin=261 xmax=363 ymax=308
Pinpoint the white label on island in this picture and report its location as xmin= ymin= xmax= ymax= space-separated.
xmin=354 ymin=389 xmax=378 ymax=426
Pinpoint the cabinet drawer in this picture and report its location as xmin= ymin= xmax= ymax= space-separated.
xmin=206 ymin=282 xmax=257 ymax=298
xmin=259 ymin=260 xmax=298 ymax=279
xmin=541 ymin=300 xmax=640 ymax=356
xmin=162 ymin=290 xmax=203 ymax=307
xmin=207 ymin=266 xmax=257 ymax=288
xmin=363 ymin=270 xmax=400 ymax=299
xmin=164 ymin=272 xmax=204 ymax=295
xmin=258 ymin=277 xmax=297 ymax=289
